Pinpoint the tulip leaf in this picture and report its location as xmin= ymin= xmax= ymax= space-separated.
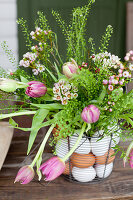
xmin=20 ymin=75 xmax=29 ymax=83
xmin=54 ymin=62 xmax=63 ymax=79
xmin=45 ymin=67 xmax=58 ymax=82
xmin=9 ymin=117 xmax=32 ymax=131
xmin=27 ymin=109 xmax=49 ymax=155
xmin=30 ymin=103 xmax=64 ymax=110
xmin=120 ymin=115 xmax=133 ymax=127
xmin=97 ymin=85 xmax=106 ymax=103
xmin=39 ymin=93 xmax=53 ymax=101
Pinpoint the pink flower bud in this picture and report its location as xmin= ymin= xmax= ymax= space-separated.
xmin=14 ymin=165 xmax=34 ymax=184
xmin=26 ymin=81 xmax=47 ymax=98
xmin=81 ymin=105 xmax=100 ymax=124
xmin=124 ymin=56 xmax=129 ymax=61
xmin=109 ymin=108 xmax=112 ymax=112
xmin=118 ymin=69 xmax=123 ymax=74
xmin=118 ymin=73 xmax=122 ymax=77
xmin=62 ymin=59 xmax=78 ymax=78
xmin=39 ymin=156 xmax=65 ymax=181
xmin=119 ymin=81 xmax=123 ymax=85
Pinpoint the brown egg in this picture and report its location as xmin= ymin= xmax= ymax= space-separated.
xmin=71 ymin=152 xmax=95 ymax=168
xmin=95 ymin=149 xmax=115 ymax=165
xmin=63 ymin=162 xmax=73 ymax=175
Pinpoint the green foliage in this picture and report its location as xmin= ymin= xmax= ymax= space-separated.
xmin=88 ymin=37 xmax=96 ymax=55
xmin=27 ymin=109 xmax=49 ymax=154
xmin=17 ymin=18 xmax=33 ymax=50
xmin=72 ymin=69 xmax=102 ymax=103
xmin=0 ymin=67 xmax=8 ymax=78
xmin=1 ymin=41 xmax=18 ymax=68
xmin=52 ymin=0 xmax=95 ymax=64
xmin=52 ymin=99 xmax=83 ymax=141
xmin=35 ymin=11 xmax=49 ymax=30
xmin=99 ymin=25 xmax=113 ymax=53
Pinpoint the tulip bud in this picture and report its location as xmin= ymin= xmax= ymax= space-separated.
xmin=0 ymin=78 xmax=28 ymax=92
xmin=81 ymin=105 xmax=100 ymax=123
xmin=62 ymin=58 xmax=78 ymax=78
xmin=39 ymin=156 xmax=65 ymax=181
xmin=25 ymin=81 xmax=47 ymax=98
xmin=14 ymin=165 xmax=34 ymax=184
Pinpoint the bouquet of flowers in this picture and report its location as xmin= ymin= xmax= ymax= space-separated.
xmin=0 ymin=0 xmax=133 ymax=184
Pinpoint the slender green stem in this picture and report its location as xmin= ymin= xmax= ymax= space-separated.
xmin=30 ymin=124 xmax=55 ymax=167
xmin=62 ymin=122 xmax=87 ymax=162
xmin=0 ymin=110 xmax=36 ymax=120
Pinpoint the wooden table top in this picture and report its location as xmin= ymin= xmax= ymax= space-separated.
xmin=0 ymin=116 xmax=133 ymax=200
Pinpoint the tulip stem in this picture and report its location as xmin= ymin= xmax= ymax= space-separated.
xmin=123 ymin=140 xmax=133 ymax=167
xmin=30 ymin=124 xmax=55 ymax=168
xmin=0 ymin=110 xmax=36 ymax=120
xmin=62 ymin=122 xmax=88 ymax=162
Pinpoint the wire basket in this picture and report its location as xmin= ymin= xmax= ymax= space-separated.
xmin=55 ymin=129 xmax=120 ymax=184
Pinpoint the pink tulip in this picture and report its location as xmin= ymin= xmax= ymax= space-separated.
xmin=81 ymin=105 xmax=100 ymax=124
xmin=129 ymin=149 xmax=133 ymax=168
xmin=26 ymin=81 xmax=47 ymax=98
xmin=14 ymin=165 xmax=34 ymax=184
xmin=62 ymin=59 xmax=78 ymax=78
xmin=39 ymin=156 xmax=65 ymax=181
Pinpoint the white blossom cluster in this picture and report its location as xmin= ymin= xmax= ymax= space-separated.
xmin=91 ymin=51 xmax=124 ymax=69
xmin=19 ymin=52 xmax=37 ymax=68
xmin=53 ymin=80 xmax=78 ymax=105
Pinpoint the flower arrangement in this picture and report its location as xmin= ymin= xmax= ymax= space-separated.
xmin=0 ymin=0 xmax=133 ymax=184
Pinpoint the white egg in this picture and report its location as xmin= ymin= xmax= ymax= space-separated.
xmin=55 ymin=138 xmax=69 ymax=160
xmin=95 ymin=162 xmax=113 ymax=178
xmin=72 ymin=166 xmax=96 ymax=182
xmin=91 ymin=134 xmax=111 ymax=156
xmin=70 ymin=131 xmax=91 ymax=154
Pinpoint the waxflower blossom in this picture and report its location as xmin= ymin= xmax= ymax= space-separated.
xmin=103 ymin=80 xmax=108 ymax=85
xmin=26 ymin=81 xmax=47 ymax=98
xmin=108 ymin=85 xmax=114 ymax=91
xmin=129 ymin=64 xmax=133 ymax=71
xmin=32 ymin=69 xmax=39 ymax=75
xmin=81 ymin=105 xmax=100 ymax=124
xmin=39 ymin=156 xmax=65 ymax=181
xmin=62 ymin=58 xmax=78 ymax=78
xmin=124 ymin=50 xmax=133 ymax=62
xmin=123 ymin=71 xmax=129 ymax=78
xmin=14 ymin=165 xmax=34 ymax=184
xmin=53 ymin=80 xmax=78 ymax=105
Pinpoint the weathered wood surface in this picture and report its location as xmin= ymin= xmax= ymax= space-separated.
xmin=0 ymin=116 xmax=133 ymax=200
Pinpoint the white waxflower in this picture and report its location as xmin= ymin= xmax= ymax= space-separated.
xmin=129 ymin=64 xmax=133 ymax=71
xmin=31 ymin=46 xmax=36 ymax=50
xmin=30 ymin=31 xmax=35 ymax=36
xmin=36 ymin=27 xmax=41 ymax=32
xmin=53 ymin=94 xmax=62 ymax=101
xmin=62 ymin=97 xmax=67 ymax=105
xmin=38 ymin=65 xmax=45 ymax=72
xmin=32 ymin=69 xmax=39 ymax=75
xmin=123 ymin=71 xmax=129 ymax=77
xmin=23 ymin=60 xmax=30 ymax=67
xmin=19 ymin=60 xmax=24 ymax=66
